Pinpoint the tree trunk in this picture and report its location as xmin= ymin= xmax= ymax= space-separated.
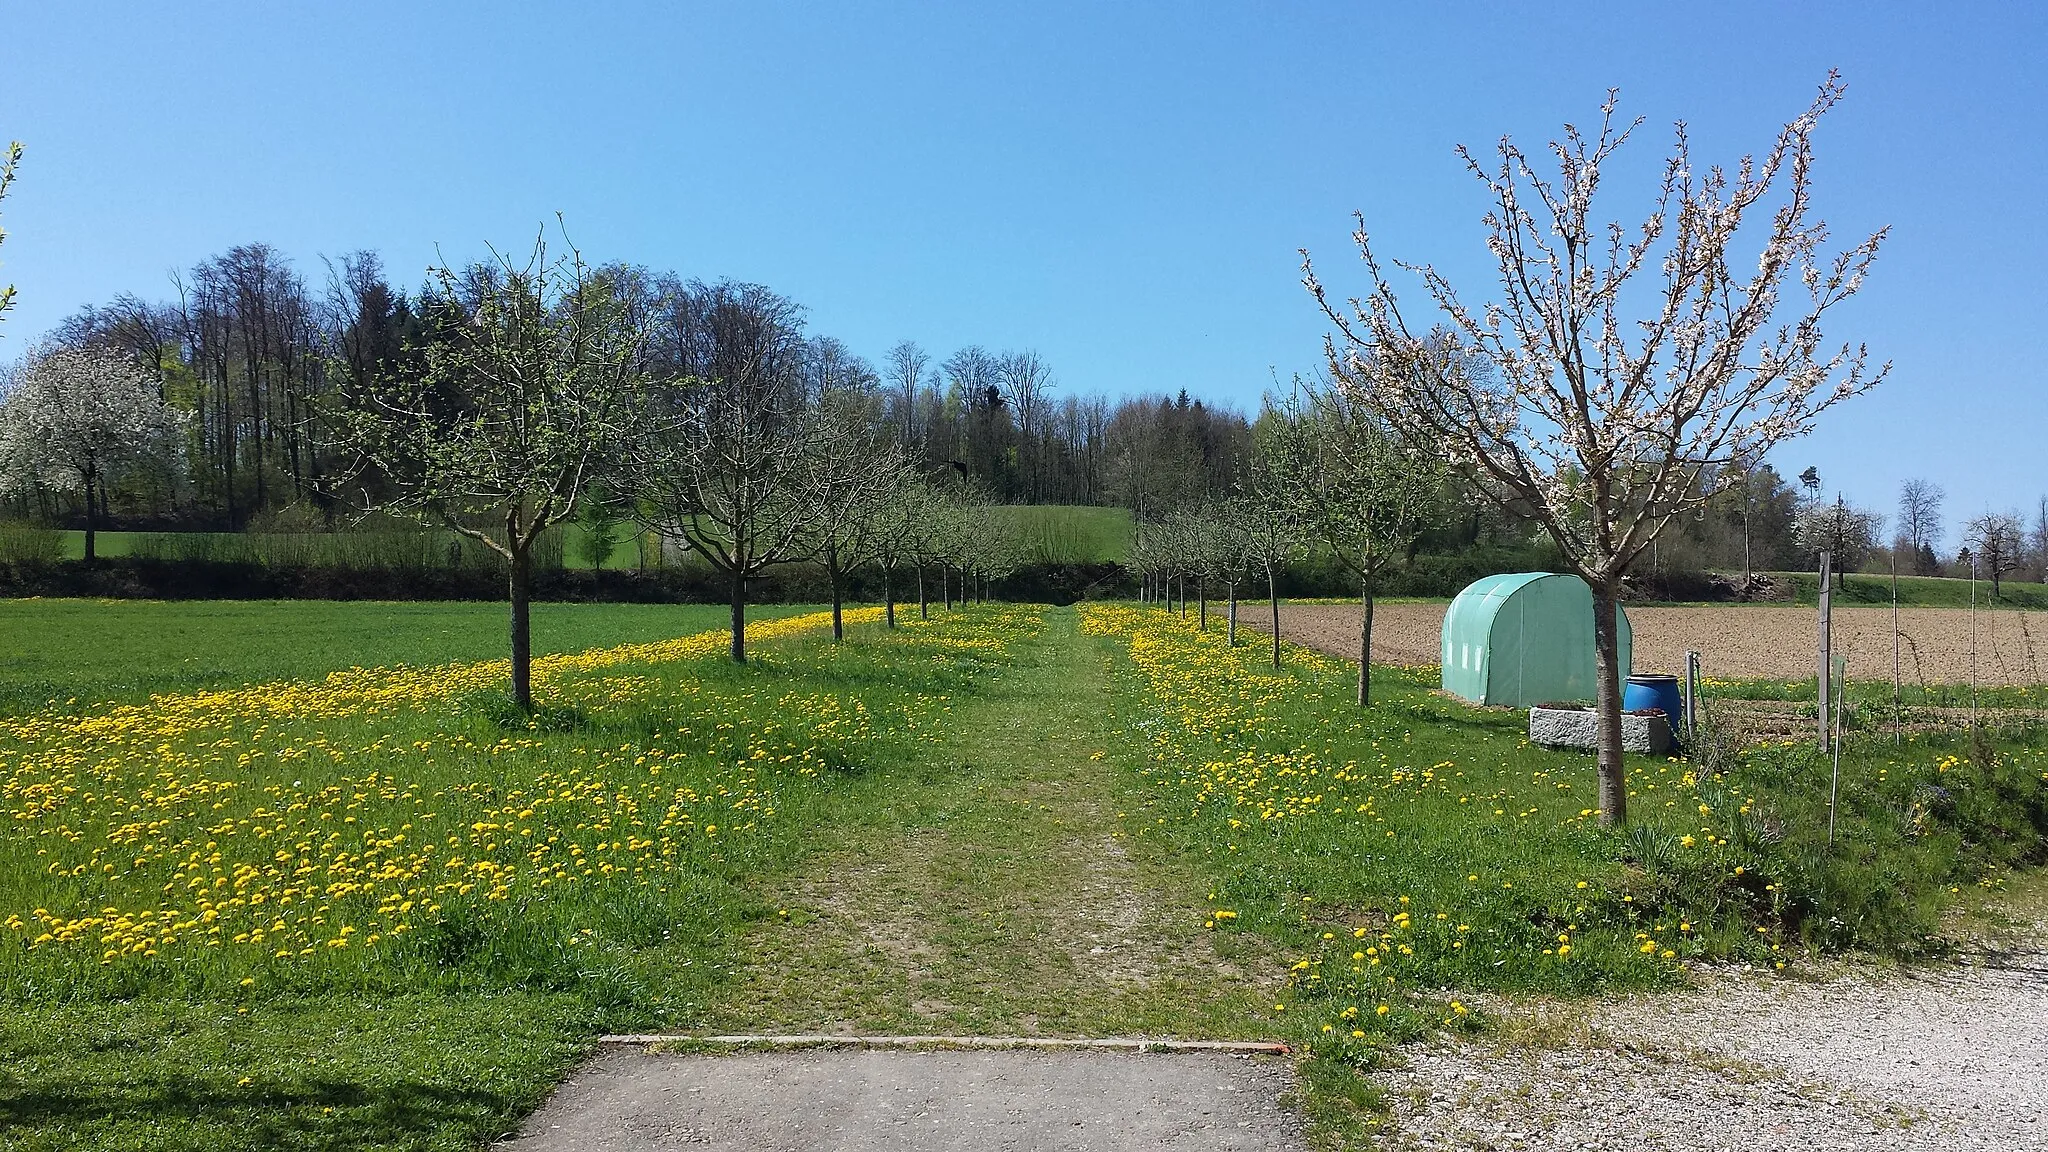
xmin=1198 ymin=577 xmax=1208 ymax=631
xmin=943 ymin=566 xmax=952 ymax=610
xmin=1227 ymin=582 xmax=1237 ymax=646
xmin=1357 ymin=579 xmax=1375 ymax=707
xmin=510 ymin=545 xmax=534 ymax=711
xmin=830 ymin=562 xmax=845 ymax=642
xmin=1268 ymin=563 xmax=1282 ymax=668
xmin=884 ymin=563 xmax=897 ymax=629
xmin=918 ymin=565 xmax=928 ymax=620
xmin=82 ymin=478 xmax=99 ymax=563
xmin=1590 ymin=587 xmax=1627 ymax=827
xmin=729 ymin=564 xmax=748 ymax=663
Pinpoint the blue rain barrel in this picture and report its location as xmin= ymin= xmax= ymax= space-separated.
xmin=1623 ymin=674 xmax=1683 ymax=736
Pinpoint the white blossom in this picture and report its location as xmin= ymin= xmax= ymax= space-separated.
xmin=0 ymin=344 xmax=184 ymax=503
xmin=1301 ymin=74 xmax=1885 ymax=824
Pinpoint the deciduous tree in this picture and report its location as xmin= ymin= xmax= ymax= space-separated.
xmin=884 ymin=340 xmax=928 ymax=445
xmin=330 ymin=233 xmax=645 ymax=709
xmin=870 ymin=470 xmax=940 ymax=627
xmin=0 ymin=344 xmax=184 ymax=560
xmin=1239 ymin=411 xmax=1311 ymax=667
xmin=630 ymin=280 xmax=821 ymax=662
xmin=1794 ymin=496 xmax=1881 ymax=587
xmin=1270 ymin=382 xmax=1443 ymax=705
xmin=802 ymin=388 xmax=906 ymax=641
xmin=1964 ymin=511 xmax=2024 ymax=598
xmin=1897 ymin=478 xmax=1944 ymax=574
xmin=1304 ymin=75 xmax=1885 ymax=824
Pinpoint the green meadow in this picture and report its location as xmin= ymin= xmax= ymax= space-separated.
xmin=0 ymin=597 xmax=2041 ymax=1150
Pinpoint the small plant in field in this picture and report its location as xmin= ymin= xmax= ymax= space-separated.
xmin=574 ymin=484 xmax=628 ymax=570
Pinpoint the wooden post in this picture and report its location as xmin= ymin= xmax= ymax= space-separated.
xmin=1827 ymin=652 xmax=1846 ymax=847
xmin=1683 ymin=650 xmax=1700 ymax=744
xmin=1891 ymin=549 xmax=1902 ymax=744
xmin=1970 ymin=554 xmax=1980 ymax=731
xmin=1818 ymin=550 xmax=1833 ymax=752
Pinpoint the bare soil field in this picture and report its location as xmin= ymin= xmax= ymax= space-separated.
xmin=1259 ymin=601 xmax=2048 ymax=685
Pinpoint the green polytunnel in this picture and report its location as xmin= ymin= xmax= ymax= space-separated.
xmin=1439 ymin=572 xmax=1631 ymax=707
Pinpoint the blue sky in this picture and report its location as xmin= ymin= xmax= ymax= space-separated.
xmin=5 ymin=2 xmax=2041 ymax=546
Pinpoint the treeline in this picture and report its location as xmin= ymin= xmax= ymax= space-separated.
xmin=4 ymin=236 xmax=2040 ymax=604
xmin=0 ymin=240 xmax=1249 ymax=530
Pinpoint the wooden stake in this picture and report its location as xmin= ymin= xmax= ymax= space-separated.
xmin=1818 ymin=550 xmax=1833 ymax=752
xmin=1891 ymin=549 xmax=1902 ymax=745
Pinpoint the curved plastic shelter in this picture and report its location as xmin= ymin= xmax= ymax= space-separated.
xmin=1440 ymin=573 xmax=1631 ymax=707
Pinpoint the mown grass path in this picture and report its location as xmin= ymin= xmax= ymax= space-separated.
xmin=700 ymin=606 xmax=1282 ymax=1040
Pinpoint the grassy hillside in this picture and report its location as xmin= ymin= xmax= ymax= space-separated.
xmin=991 ymin=505 xmax=1134 ymax=563
xmin=1769 ymin=571 xmax=2048 ymax=610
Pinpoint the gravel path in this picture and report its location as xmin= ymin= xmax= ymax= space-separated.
xmin=1375 ymin=944 xmax=2048 ymax=1150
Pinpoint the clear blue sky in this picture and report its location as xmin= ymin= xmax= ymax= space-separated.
xmin=5 ymin=1 xmax=2041 ymax=547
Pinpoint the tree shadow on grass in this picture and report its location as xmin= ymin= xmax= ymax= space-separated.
xmin=0 ymin=1074 xmax=520 ymax=1150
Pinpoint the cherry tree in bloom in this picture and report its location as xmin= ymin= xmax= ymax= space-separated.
xmin=0 ymin=344 xmax=184 ymax=559
xmin=1303 ymin=73 xmax=1886 ymax=826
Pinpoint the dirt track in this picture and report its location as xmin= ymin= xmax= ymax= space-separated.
xmin=1258 ymin=602 xmax=2048 ymax=685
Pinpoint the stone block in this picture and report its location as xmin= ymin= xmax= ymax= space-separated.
xmin=1528 ymin=707 xmax=1672 ymax=755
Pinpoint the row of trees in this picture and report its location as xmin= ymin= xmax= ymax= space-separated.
xmin=317 ymin=237 xmax=1064 ymax=706
xmin=1125 ymin=382 xmax=1445 ymax=706
xmin=0 ymin=228 xmax=1080 ymax=706
xmin=2 ymin=242 xmax=1253 ymax=533
xmin=1718 ymin=474 xmax=2048 ymax=598
xmin=0 ymin=218 xmax=2016 ymax=600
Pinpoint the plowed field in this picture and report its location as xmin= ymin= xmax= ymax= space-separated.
xmin=1257 ymin=601 xmax=2048 ymax=685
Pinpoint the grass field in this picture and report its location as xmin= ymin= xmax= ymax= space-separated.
xmin=0 ymin=604 xmax=1036 ymax=1150
xmin=0 ymin=600 xmax=812 ymax=714
xmin=2 ymin=598 xmax=2043 ymax=1149
xmin=988 ymin=505 xmax=1134 ymax=563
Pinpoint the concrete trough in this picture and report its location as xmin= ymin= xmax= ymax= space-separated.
xmin=1528 ymin=706 xmax=1673 ymax=755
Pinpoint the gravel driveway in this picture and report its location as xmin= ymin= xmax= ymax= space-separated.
xmin=1375 ymin=943 xmax=2048 ymax=1150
